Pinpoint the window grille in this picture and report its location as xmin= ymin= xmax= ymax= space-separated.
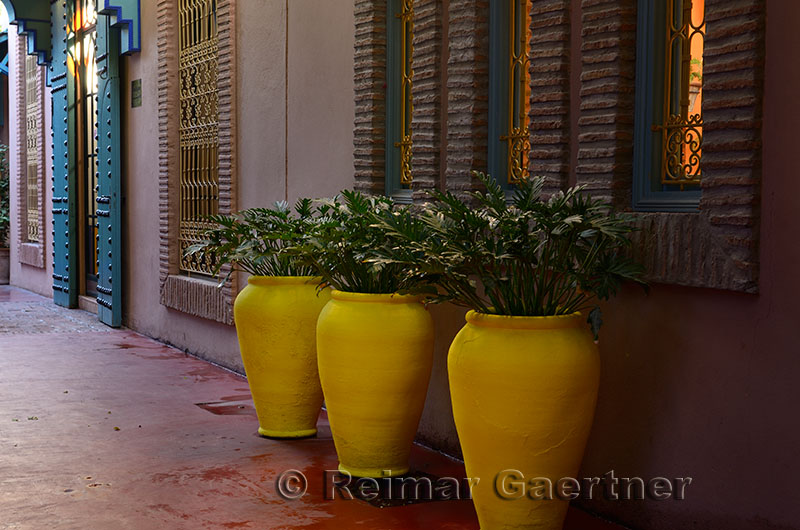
xmin=25 ymin=54 xmax=40 ymax=243
xmin=502 ymin=0 xmax=531 ymax=186
xmin=489 ymin=0 xmax=531 ymax=189
xmin=395 ymin=0 xmax=413 ymax=186
xmin=386 ymin=0 xmax=414 ymax=197
xmin=178 ymin=0 xmax=219 ymax=275
xmin=80 ymin=6 xmax=99 ymax=281
xmin=655 ymin=0 xmax=704 ymax=189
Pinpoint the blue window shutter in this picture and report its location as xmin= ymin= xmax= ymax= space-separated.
xmin=488 ymin=0 xmax=510 ymax=190
xmin=95 ymin=15 xmax=123 ymax=327
xmin=51 ymin=0 xmax=79 ymax=308
xmin=98 ymin=0 xmax=142 ymax=56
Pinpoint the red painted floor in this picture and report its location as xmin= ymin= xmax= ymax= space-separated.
xmin=0 ymin=286 xmax=625 ymax=529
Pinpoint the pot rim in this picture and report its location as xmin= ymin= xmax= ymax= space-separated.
xmin=466 ymin=310 xmax=584 ymax=330
xmin=331 ymin=290 xmax=425 ymax=304
xmin=247 ymin=275 xmax=322 ymax=286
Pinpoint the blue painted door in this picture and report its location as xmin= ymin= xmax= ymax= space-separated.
xmin=50 ymin=2 xmax=123 ymax=327
xmin=95 ymin=15 xmax=122 ymax=327
xmin=51 ymin=0 xmax=79 ymax=307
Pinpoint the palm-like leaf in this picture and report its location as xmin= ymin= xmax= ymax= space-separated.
xmin=283 ymin=191 xmax=434 ymax=294
xmin=183 ymin=199 xmax=322 ymax=281
xmin=373 ymin=171 xmax=646 ymax=329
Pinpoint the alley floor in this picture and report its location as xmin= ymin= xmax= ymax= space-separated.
xmin=0 ymin=285 xmax=624 ymax=530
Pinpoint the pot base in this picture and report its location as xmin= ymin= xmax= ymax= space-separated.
xmin=258 ymin=427 xmax=317 ymax=439
xmin=338 ymin=463 xmax=409 ymax=478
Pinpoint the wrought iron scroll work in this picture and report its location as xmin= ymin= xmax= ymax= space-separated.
xmin=394 ymin=0 xmax=413 ymax=186
xmin=25 ymin=54 xmax=40 ymax=242
xmin=500 ymin=0 xmax=531 ymax=186
xmin=178 ymin=0 xmax=219 ymax=275
xmin=655 ymin=0 xmax=704 ymax=189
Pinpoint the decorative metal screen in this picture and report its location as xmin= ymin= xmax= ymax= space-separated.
xmin=395 ymin=0 xmax=413 ymax=186
xmin=79 ymin=4 xmax=99 ymax=285
xmin=178 ymin=0 xmax=219 ymax=275
xmin=656 ymin=0 xmax=704 ymax=189
xmin=501 ymin=0 xmax=531 ymax=186
xmin=24 ymin=54 xmax=40 ymax=243
xmin=67 ymin=0 xmax=100 ymax=292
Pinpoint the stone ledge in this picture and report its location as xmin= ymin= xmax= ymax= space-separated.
xmin=18 ymin=243 xmax=44 ymax=269
xmin=160 ymin=274 xmax=233 ymax=325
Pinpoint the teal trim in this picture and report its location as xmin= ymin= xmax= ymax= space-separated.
xmin=0 ymin=32 xmax=6 ymax=127
xmin=51 ymin=0 xmax=79 ymax=307
xmin=96 ymin=14 xmax=123 ymax=327
xmin=488 ymin=1 xmax=510 ymax=190
xmin=99 ymin=0 xmax=141 ymax=55
xmin=1 ymin=0 xmax=52 ymax=63
xmin=0 ymin=31 xmax=8 ymax=76
xmin=385 ymin=0 xmax=411 ymax=202
xmin=632 ymin=0 xmax=700 ymax=212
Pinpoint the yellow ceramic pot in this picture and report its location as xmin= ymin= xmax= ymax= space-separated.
xmin=233 ymin=276 xmax=330 ymax=438
xmin=316 ymin=291 xmax=434 ymax=478
xmin=449 ymin=311 xmax=600 ymax=530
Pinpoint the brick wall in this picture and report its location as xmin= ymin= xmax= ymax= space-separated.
xmin=410 ymin=0 xmax=444 ymax=198
xmin=695 ymin=0 xmax=764 ymax=292
xmin=529 ymin=0 xmax=572 ymax=195
xmin=444 ymin=0 xmax=489 ymax=195
xmin=353 ymin=0 xmax=388 ymax=195
xmin=351 ymin=0 xmax=764 ymax=292
xmin=575 ymin=0 xmax=636 ymax=207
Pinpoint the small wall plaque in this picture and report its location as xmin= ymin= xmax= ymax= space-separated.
xmin=131 ymin=79 xmax=142 ymax=108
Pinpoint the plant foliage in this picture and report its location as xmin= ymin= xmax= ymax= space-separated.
xmin=185 ymin=199 xmax=319 ymax=281
xmin=375 ymin=172 xmax=646 ymax=332
xmin=287 ymin=190 xmax=432 ymax=294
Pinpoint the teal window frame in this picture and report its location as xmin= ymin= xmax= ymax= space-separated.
xmin=488 ymin=0 xmax=531 ymax=193
xmin=488 ymin=0 xmax=511 ymax=191
xmin=632 ymin=0 xmax=701 ymax=212
xmin=385 ymin=0 xmax=412 ymax=202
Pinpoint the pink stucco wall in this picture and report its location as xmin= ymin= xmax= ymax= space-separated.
xmin=119 ymin=0 xmax=356 ymax=370
xmin=117 ymin=0 xmax=244 ymax=369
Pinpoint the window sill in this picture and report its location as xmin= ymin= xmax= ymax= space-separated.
xmin=160 ymin=274 xmax=233 ymax=325
xmin=18 ymin=242 xmax=44 ymax=269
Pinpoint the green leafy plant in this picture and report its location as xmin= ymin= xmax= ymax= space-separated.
xmin=690 ymin=58 xmax=703 ymax=82
xmin=0 ymin=145 xmax=9 ymax=248
xmin=185 ymin=199 xmax=319 ymax=282
xmin=375 ymin=172 xmax=645 ymax=335
xmin=287 ymin=190 xmax=431 ymax=294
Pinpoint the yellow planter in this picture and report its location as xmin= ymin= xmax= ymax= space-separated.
xmin=449 ymin=311 xmax=600 ymax=530
xmin=316 ymin=291 xmax=434 ymax=478
xmin=233 ymin=276 xmax=330 ymax=438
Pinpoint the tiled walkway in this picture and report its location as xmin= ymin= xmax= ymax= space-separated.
xmin=0 ymin=286 xmax=624 ymax=529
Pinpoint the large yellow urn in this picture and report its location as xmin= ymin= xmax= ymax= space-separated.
xmin=233 ymin=276 xmax=330 ymax=438
xmin=449 ymin=311 xmax=600 ymax=530
xmin=316 ymin=291 xmax=434 ymax=478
